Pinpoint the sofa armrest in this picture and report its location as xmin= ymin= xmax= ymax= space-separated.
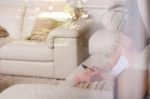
xmin=47 ymin=28 xmax=78 ymax=48
xmin=53 ymin=35 xmax=90 ymax=79
xmin=47 ymin=19 xmax=93 ymax=48
xmin=47 ymin=19 xmax=92 ymax=79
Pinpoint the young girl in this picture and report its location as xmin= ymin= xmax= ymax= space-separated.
xmin=74 ymin=35 xmax=138 ymax=85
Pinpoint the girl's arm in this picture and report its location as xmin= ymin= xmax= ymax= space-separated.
xmin=100 ymin=43 xmax=122 ymax=72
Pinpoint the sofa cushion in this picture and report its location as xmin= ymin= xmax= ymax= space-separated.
xmin=0 ymin=60 xmax=54 ymax=78
xmin=27 ymin=17 xmax=58 ymax=41
xmin=0 ymin=84 xmax=113 ymax=99
xmin=22 ymin=5 xmax=51 ymax=39
xmin=0 ymin=41 xmax=53 ymax=61
xmin=22 ymin=5 xmax=65 ymax=39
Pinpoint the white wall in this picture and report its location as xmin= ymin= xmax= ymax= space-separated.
xmin=85 ymin=0 xmax=112 ymax=34
xmin=0 ymin=0 xmax=49 ymax=5
xmin=0 ymin=0 xmax=114 ymax=34
xmin=0 ymin=0 xmax=66 ymax=6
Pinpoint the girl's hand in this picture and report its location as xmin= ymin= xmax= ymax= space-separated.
xmin=74 ymin=66 xmax=103 ymax=83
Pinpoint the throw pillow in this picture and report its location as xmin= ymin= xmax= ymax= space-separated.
xmin=0 ymin=25 xmax=9 ymax=37
xmin=27 ymin=18 xmax=59 ymax=41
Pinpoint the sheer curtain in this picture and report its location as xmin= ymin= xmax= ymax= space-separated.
xmin=137 ymin=0 xmax=150 ymax=36
xmin=137 ymin=1 xmax=150 ymax=95
xmin=117 ymin=0 xmax=150 ymax=99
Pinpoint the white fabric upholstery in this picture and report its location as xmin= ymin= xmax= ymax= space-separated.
xmin=22 ymin=5 xmax=51 ymax=39
xmin=0 ymin=60 xmax=54 ymax=78
xmin=0 ymin=41 xmax=53 ymax=61
xmin=53 ymin=37 xmax=89 ymax=78
xmin=89 ymin=29 xmax=120 ymax=56
xmin=66 ymin=54 xmax=109 ymax=80
xmin=0 ymin=84 xmax=113 ymax=99
xmin=0 ymin=5 xmax=91 ymax=79
xmin=0 ymin=1 xmax=124 ymax=80
xmin=47 ymin=27 xmax=78 ymax=48
xmin=22 ymin=5 xmax=68 ymax=39
xmin=47 ymin=19 xmax=93 ymax=48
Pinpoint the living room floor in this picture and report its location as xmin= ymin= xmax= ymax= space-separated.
xmin=0 ymin=75 xmax=64 ymax=92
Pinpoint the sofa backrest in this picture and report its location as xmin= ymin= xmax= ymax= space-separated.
xmin=0 ymin=5 xmax=26 ymax=39
xmin=22 ymin=1 xmax=68 ymax=39
xmin=0 ymin=0 xmax=114 ymax=40
xmin=22 ymin=5 xmax=50 ymax=39
xmin=0 ymin=1 xmax=66 ymax=40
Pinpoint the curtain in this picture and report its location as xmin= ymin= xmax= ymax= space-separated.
xmin=116 ymin=0 xmax=150 ymax=99
xmin=137 ymin=0 xmax=150 ymax=99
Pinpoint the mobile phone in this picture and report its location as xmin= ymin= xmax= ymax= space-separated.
xmin=82 ymin=64 xmax=94 ymax=71
xmin=82 ymin=64 xmax=88 ymax=69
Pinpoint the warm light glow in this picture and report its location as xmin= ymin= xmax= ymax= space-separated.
xmin=70 ymin=0 xmax=84 ymax=8
xmin=51 ymin=0 xmax=66 ymax=1
xmin=38 ymin=12 xmax=72 ymax=21
xmin=28 ymin=16 xmax=35 ymax=19
xmin=48 ymin=6 xmax=53 ymax=11
xmin=18 ymin=8 xmax=22 ymax=12
xmin=35 ymin=7 xmax=40 ymax=11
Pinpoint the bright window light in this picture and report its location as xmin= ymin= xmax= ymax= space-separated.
xmin=38 ymin=12 xmax=72 ymax=21
xmin=50 ymin=0 xmax=66 ymax=1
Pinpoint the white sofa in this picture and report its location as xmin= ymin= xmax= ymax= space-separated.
xmin=0 ymin=84 xmax=113 ymax=99
xmin=0 ymin=0 xmax=126 ymax=81
xmin=60 ymin=29 xmax=120 ymax=92
xmin=0 ymin=29 xmax=149 ymax=99
xmin=0 ymin=5 xmax=92 ymax=79
xmin=0 ymin=1 xmax=149 ymax=98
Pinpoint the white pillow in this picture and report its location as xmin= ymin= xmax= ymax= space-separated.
xmin=89 ymin=29 xmax=120 ymax=57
